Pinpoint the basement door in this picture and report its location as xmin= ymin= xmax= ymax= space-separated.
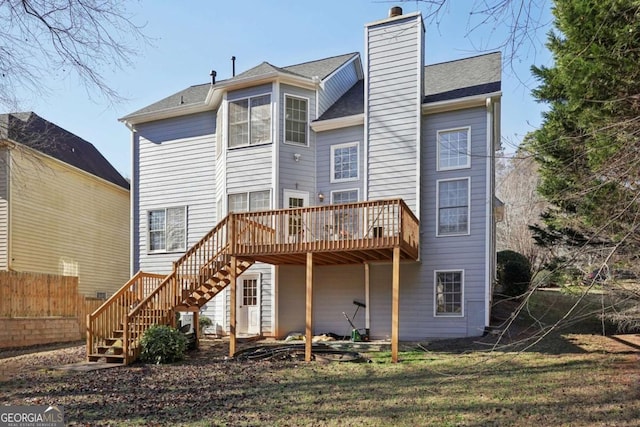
xmin=237 ymin=274 xmax=260 ymax=335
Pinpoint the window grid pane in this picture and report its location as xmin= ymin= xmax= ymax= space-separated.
xmin=285 ymin=96 xmax=307 ymax=145
xmin=439 ymin=129 xmax=469 ymax=169
xmin=148 ymin=210 xmax=165 ymax=252
xmin=249 ymin=190 xmax=271 ymax=211
xmin=250 ymin=95 xmax=271 ymax=145
xmin=333 ymin=145 xmax=358 ymax=181
xmin=229 ymin=99 xmax=249 ymax=148
xmin=166 ymin=207 xmax=186 ymax=251
xmin=436 ymin=272 xmax=462 ymax=315
xmin=228 ymin=193 xmax=248 ymax=213
xmin=243 ymin=279 xmax=257 ymax=306
xmin=438 ymin=180 xmax=468 ymax=235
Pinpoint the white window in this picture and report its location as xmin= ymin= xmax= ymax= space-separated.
xmin=285 ymin=95 xmax=308 ymax=146
xmin=331 ymin=142 xmax=359 ymax=182
xmin=228 ymin=94 xmax=271 ymax=148
xmin=228 ymin=190 xmax=271 ymax=212
xmin=437 ymin=127 xmax=471 ymax=170
xmin=435 ymin=270 xmax=464 ymax=316
xmin=331 ymin=189 xmax=358 ymax=204
xmin=437 ymin=178 xmax=469 ymax=236
xmin=148 ymin=206 xmax=186 ymax=253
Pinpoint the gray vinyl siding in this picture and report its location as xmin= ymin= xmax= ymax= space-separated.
xmin=366 ymin=14 xmax=422 ymax=214
xmin=0 ymin=148 xmax=8 ymax=269
xmin=316 ymin=125 xmax=364 ymax=200
xmin=227 ymin=84 xmax=272 ymax=102
xmin=134 ymin=111 xmax=217 ymax=274
xmin=419 ymin=106 xmax=489 ymax=337
xmin=226 ymin=145 xmax=272 ymax=194
xmin=318 ymin=60 xmax=359 ymax=116
xmin=279 ymin=84 xmax=316 ymax=206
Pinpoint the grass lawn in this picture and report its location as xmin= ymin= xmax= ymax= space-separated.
xmin=1 ymin=291 xmax=639 ymax=426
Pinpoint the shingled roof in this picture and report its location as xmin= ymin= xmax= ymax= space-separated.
xmin=423 ymin=52 xmax=501 ymax=103
xmin=123 ymin=53 xmax=360 ymax=121
xmin=0 ymin=112 xmax=129 ymax=189
xmin=316 ymin=52 xmax=501 ymax=121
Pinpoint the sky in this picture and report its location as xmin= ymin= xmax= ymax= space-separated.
xmin=14 ymin=0 xmax=553 ymax=179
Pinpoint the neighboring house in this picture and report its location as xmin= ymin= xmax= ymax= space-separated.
xmin=0 ymin=112 xmax=130 ymax=298
xmin=105 ymin=8 xmax=501 ymax=364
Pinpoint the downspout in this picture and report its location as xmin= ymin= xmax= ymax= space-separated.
xmin=484 ymin=97 xmax=493 ymax=328
xmin=129 ymin=128 xmax=136 ymax=276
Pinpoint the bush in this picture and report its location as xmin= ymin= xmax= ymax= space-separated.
xmin=140 ymin=325 xmax=187 ymax=364
xmin=497 ymin=250 xmax=532 ymax=298
xmin=199 ymin=315 xmax=213 ymax=334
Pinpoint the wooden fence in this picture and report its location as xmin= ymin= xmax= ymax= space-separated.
xmin=0 ymin=271 xmax=106 ymax=342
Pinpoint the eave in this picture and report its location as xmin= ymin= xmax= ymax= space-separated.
xmin=421 ymin=91 xmax=502 ymax=114
xmin=310 ymin=114 xmax=364 ymax=132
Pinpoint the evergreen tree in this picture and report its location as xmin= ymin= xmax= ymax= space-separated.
xmin=528 ymin=0 xmax=640 ymax=330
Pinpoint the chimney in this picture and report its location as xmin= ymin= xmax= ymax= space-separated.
xmin=210 ymin=70 xmax=216 ymax=85
xmin=389 ymin=6 xmax=402 ymax=17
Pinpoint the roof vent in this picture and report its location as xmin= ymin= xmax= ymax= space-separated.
xmin=210 ymin=70 xmax=216 ymax=85
xmin=389 ymin=6 xmax=402 ymax=17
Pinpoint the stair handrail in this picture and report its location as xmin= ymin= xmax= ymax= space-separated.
xmin=123 ymin=214 xmax=234 ymax=362
xmin=86 ymin=271 xmax=164 ymax=360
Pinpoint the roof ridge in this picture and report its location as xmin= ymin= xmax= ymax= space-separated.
xmin=282 ymin=52 xmax=358 ymax=69
xmin=426 ymin=51 xmax=501 ymax=67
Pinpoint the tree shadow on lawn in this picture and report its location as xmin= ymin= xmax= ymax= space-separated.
xmin=8 ymin=351 xmax=636 ymax=427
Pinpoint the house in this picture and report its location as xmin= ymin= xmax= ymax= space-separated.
xmin=94 ymin=7 xmax=500 ymax=364
xmin=0 ymin=112 xmax=130 ymax=298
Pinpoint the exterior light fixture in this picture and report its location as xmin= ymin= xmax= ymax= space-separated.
xmin=318 ymin=193 xmax=325 ymax=202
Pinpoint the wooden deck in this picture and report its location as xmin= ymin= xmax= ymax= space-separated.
xmin=87 ymin=198 xmax=419 ymax=365
xmin=231 ymin=198 xmax=419 ymax=265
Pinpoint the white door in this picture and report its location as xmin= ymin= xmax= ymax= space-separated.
xmin=283 ymin=189 xmax=309 ymax=242
xmin=237 ymin=276 xmax=260 ymax=335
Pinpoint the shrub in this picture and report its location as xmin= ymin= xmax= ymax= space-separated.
xmin=140 ymin=324 xmax=187 ymax=364
xmin=199 ymin=315 xmax=213 ymax=334
xmin=497 ymin=250 xmax=532 ymax=298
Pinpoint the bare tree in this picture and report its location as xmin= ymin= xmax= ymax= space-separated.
xmin=496 ymin=150 xmax=548 ymax=268
xmin=406 ymin=0 xmax=551 ymax=72
xmin=0 ymin=0 xmax=148 ymax=109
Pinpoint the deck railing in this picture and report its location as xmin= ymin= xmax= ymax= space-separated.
xmin=86 ymin=271 xmax=164 ymax=358
xmin=231 ymin=198 xmax=419 ymax=258
xmin=87 ymin=198 xmax=419 ymax=364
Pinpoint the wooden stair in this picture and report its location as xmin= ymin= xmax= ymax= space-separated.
xmin=87 ymin=215 xmax=254 ymax=365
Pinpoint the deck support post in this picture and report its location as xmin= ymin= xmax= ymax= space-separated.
xmin=193 ymin=310 xmax=200 ymax=349
xmin=305 ymin=252 xmax=314 ymax=362
xmin=364 ymin=263 xmax=370 ymax=338
xmin=229 ymin=256 xmax=238 ymax=358
xmin=391 ymin=246 xmax=400 ymax=363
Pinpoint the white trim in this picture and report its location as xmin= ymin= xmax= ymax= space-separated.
xmin=363 ymin=22 xmax=370 ymax=202
xmin=433 ymin=269 xmax=465 ymax=317
xmin=310 ymin=114 xmax=364 ymax=132
xmin=436 ymin=127 xmax=472 ymax=171
xmin=330 ymin=142 xmax=359 ymax=183
xmin=435 ymin=177 xmax=471 ymax=237
xmin=283 ymin=93 xmax=310 ymax=147
xmin=365 ymin=10 xmax=422 ymax=29
xmin=329 ymin=188 xmax=359 ymax=204
xmin=228 ymin=189 xmax=272 ymax=212
xmin=146 ymin=205 xmax=188 ymax=254
xmin=283 ymin=189 xmax=310 ymax=208
xmin=485 ymin=97 xmax=493 ymax=327
xmin=422 ymin=92 xmax=502 ymax=115
xmin=321 ymin=53 xmax=360 ymax=83
xmin=237 ymin=272 xmax=261 ymax=335
xmin=415 ymin=17 xmax=424 ymax=227
xmin=130 ymin=130 xmax=136 ymax=276
xmin=227 ymin=93 xmax=273 ymax=149
xmin=272 ymin=82 xmax=280 ymax=213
